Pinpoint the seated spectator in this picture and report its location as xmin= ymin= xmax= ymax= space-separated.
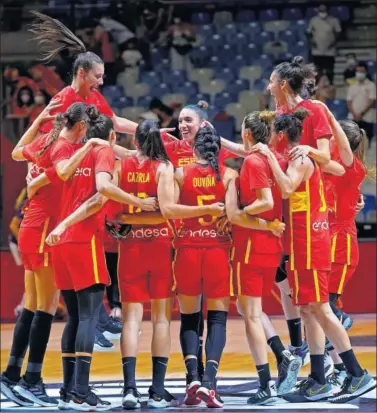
xmin=343 ymin=53 xmax=358 ymax=85
xmin=347 ymin=62 xmax=376 ymax=147
xmin=12 ymin=86 xmax=35 ymax=117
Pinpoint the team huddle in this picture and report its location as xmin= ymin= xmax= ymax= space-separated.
xmin=1 ymin=11 xmax=376 ymax=413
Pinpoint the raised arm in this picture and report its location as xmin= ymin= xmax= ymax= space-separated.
xmin=220 ymin=138 xmax=249 ymax=157
xmin=12 ymin=98 xmax=62 ymax=161
xmin=157 ymin=163 xmax=225 ymax=219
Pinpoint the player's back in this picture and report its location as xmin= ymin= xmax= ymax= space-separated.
xmin=175 ymin=162 xmax=230 ymax=247
xmin=119 ymin=156 xmax=172 ymax=243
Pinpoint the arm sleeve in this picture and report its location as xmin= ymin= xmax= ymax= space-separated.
xmin=219 ymin=148 xmax=239 ymax=164
xmin=312 ymin=105 xmax=333 ymax=141
xmin=51 ymin=142 xmax=74 ymax=166
xmin=45 ymin=166 xmax=61 ymax=185
xmin=368 ymin=82 xmax=376 ymax=100
xmin=97 ymin=92 xmax=114 ymax=118
xmin=245 ymin=157 xmax=270 ymax=190
xmin=95 ymin=146 xmax=115 ymax=176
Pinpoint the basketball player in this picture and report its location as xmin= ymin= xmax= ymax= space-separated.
xmin=253 ymin=109 xmax=376 ymax=403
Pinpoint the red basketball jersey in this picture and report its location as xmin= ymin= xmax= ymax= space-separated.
xmin=119 ymin=156 xmax=173 ymax=243
xmin=174 ymin=163 xmax=231 ymax=247
xmin=286 ymin=160 xmax=331 ymax=271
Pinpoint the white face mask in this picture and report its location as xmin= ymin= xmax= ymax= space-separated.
xmin=318 ymin=12 xmax=328 ymax=18
xmin=34 ymin=95 xmax=44 ymax=105
xmin=20 ymin=94 xmax=30 ymax=103
xmin=355 ymin=72 xmax=367 ymax=81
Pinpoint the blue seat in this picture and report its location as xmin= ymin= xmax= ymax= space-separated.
xmin=212 ymin=117 xmax=236 ymax=141
xmin=329 ymin=5 xmax=350 ymax=21
xmin=253 ymin=78 xmax=268 ymax=92
xmin=243 ymin=43 xmax=261 ymax=63
xmin=259 ymin=8 xmax=279 ymax=22
xmin=293 ymin=19 xmax=309 ymax=40
xmin=218 ymin=23 xmax=237 ymax=39
xmin=153 ymin=83 xmax=171 ymax=98
xmin=190 ymin=46 xmax=211 ymax=67
xmin=227 ymin=32 xmax=248 ymax=49
xmin=102 ymin=85 xmax=123 ymax=100
xmin=235 ymin=9 xmax=257 ymax=23
xmin=191 ymin=12 xmax=212 ymax=25
xmin=238 ymin=21 xmax=262 ymax=41
xmin=195 ymin=24 xmax=214 ymax=39
xmin=291 ymin=41 xmax=308 ymax=59
xmin=162 ymin=70 xmax=187 ymax=86
xmin=227 ymin=55 xmax=247 ymax=72
xmin=282 ymin=8 xmax=303 ymax=21
xmin=176 ymin=81 xmax=199 ymax=96
xmin=135 ymin=96 xmax=153 ymax=108
xmin=254 ymin=31 xmax=274 ymax=46
xmin=188 ymin=93 xmax=211 ymax=105
xmin=140 ymin=71 xmax=161 ymax=88
xmin=305 ymin=7 xmax=318 ymax=19
xmin=209 ymin=56 xmax=224 ymax=70
xmin=214 ymin=92 xmax=234 ymax=109
xmin=278 ymin=52 xmax=294 ymax=62
xmin=366 ymin=60 xmax=377 ymax=76
xmin=225 ymin=79 xmax=249 ymax=95
xmin=113 ymin=96 xmax=133 ymax=109
xmin=255 ymin=54 xmax=273 ymax=71
xmin=207 ymin=34 xmax=224 ymax=54
xmin=154 ymin=59 xmax=171 ymax=73
xmin=363 ymin=194 xmax=377 ymax=221
xmin=325 ymin=99 xmax=348 ymax=119
xmin=216 ymin=68 xmax=235 ymax=84
xmin=279 ymin=30 xmax=297 ymax=46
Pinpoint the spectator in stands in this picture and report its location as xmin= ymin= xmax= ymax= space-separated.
xmin=28 ymin=90 xmax=48 ymax=126
xmin=149 ymin=97 xmax=180 ymax=139
xmin=343 ymin=53 xmax=358 ymax=85
xmin=315 ymin=74 xmax=336 ymax=101
xmin=121 ymin=39 xmax=143 ymax=68
xmin=307 ymin=4 xmax=341 ymax=84
xmin=13 ymin=86 xmax=35 ymax=117
xmin=347 ymin=62 xmax=376 ymax=147
xmin=29 ymin=64 xmax=65 ymax=99
xmin=160 ymin=16 xmax=196 ymax=71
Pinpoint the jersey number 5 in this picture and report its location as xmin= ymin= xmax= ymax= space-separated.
xmin=197 ymin=195 xmax=216 ymax=226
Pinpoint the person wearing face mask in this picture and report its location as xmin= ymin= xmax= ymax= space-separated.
xmin=347 ymin=62 xmax=376 ymax=148
xmin=14 ymin=87 xmax=35 ymax=117
xmin=343 ymin=53 xmax=358 ymax=86
xmin=28 ymin=91 xmax=48 ymax=126
xmin=307 ymin=4 xmax=342 ymax=84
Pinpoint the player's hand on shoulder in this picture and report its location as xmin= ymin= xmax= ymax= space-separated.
xmin=250 ymin=142 xmax=270 ymax=156
xmin=289 ymin=145 xmax=310 ymax=162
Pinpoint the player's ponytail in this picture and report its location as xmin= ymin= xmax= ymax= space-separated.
xmin=30 ymin=11 xmax=103 ymax=74
xmin=243 ymin=111 xmax=275 ymax=144
xmin=87 ymin=114 xmax=114 ymax=141
xmin=37 ymin=102 xmax=92 ymax=157
xmin=136 ymin=120 xmax=169 ymax=163
xmin=194 ymin=125 xmax=221 ymax=181
xmin=339 ymin=120 xmax=376 ymax=182
xmin=274 ymin=108 xmax=309 ymax=144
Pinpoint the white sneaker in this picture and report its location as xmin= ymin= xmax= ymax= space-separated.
xmin=122 ymin=388 xmax=141 ymax=410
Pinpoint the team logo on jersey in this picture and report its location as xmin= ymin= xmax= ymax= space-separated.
xmin=128 ymin=227 xmax=170 ymax=239
xmin=74 ymin=167 xmax=91 ymax=177
xmin=178 ymin=228 xmax=228 ymax=238
xmin=177 ymin=157 xmax=195 ymax=167
xmin=312 ymin=220 xmax=329 ymax=231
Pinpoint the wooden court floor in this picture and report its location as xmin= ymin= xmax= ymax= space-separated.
xmin=1 ymin=315 xmax=375 ymax=382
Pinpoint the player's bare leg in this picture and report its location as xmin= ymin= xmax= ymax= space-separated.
xmin=238 ymin=295 xmax=278 ymax=405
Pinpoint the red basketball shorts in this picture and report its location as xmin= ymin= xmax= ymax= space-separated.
xmin=20 ymin=251 xmax=51 ymax=271
xmin=118 ymin=242 xmax=173 ymax=302
xmin=52 ymin=236 xmax=109 ymax=291
xmin=173 ymin=246 xmax=232 ymax=299
xmin=287 ymin=267 xmax=329 ymax=306
xmin=328 ymin=263 xmax=356 ymax=295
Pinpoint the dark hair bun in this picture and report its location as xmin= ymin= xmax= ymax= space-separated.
xmin=292 ymin=56 xmax=305 ymax=67
xmin=86 ymin=104 xmax=100 ymax=121
xmin=197 ymin=100 xmax=209 ymax=111
xmin=292 ymin=107 xmax=309 ymax=122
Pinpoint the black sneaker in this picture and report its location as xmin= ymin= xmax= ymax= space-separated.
xmin=58 ymin=387 xmax=72 ymax=410
xmin=69 ymin=390 xmax=111 ymax=411
xmin=99 ymin=318 xmax=122 ymax=340
xmin=277 ymin=350 xmax=301 ymax=395
xmin=0 ymin=372 xmax=33 ymax=407
xmin=196 ymin=380 xmax=224 ymax=408
xmin=328 ymin=370 xmax=376 ymax=404
xmin=247 ymin=380 xmax=279 ymax=406
xmin=147 ymin=387 xmax=178 ymax=408
xmin=14 ymin=377 xmax=58 ymax=407
xmin=122 ymin=387 xmax=141 ymax=410
xmin=94 ymin=329 xmax=114 ymax=352
xmin=184 ymin=373 xmax=201 ymax=406
xmin=283 ymin=376 xmax=333 ymax=402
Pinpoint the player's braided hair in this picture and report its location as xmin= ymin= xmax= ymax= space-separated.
xmin=136 ymin=120 xmax=169 ymax=163
xmin=339 ymin=120 xmax=376 ymax=182
xmin=194 ymin=125 xmax=222 ymax=182
xmin=274 ymin=108 xmax=310 ymax=143
xmin=274 ymin=56 xmax=317 ymax=95
xmin=243 ymin=110 xmax=276 ymax=144
xmin=29 ymin=11 xmax=103 ymax=74
xmin=37 ymin=103 xmax=99 ymax=157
